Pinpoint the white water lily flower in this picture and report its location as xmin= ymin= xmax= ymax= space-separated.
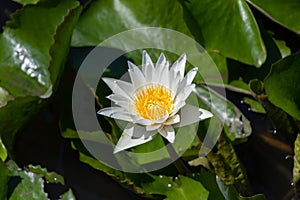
xmin=98 ymin=51 xmax=213 ymax=153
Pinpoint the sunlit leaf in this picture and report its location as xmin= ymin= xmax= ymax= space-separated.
xmin=243 ymin=97 xmax=266 ymax=114
xmin=7 ymin=161 xmax=48 ymax=200
xmin=28 ymin=165 xmax=64 ymax=184
xmin=142 ymin=174 xmax=209 ymax=200
xmin=12 ymin=0 xmax=41 ymax=5
xmin=0 ymin=137 xmax=7 ymax=162
xmin=0 ymin=86 xmax=13 ymax=108
xmin=0 ymin=0 xmax=81 ymax=153
xmin=272 ymin=38 xmax=291 ymax=58
xmin=60 ymin=189 xmax=76 ymax=200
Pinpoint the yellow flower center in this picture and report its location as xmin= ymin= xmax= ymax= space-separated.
xmin=133 ymin=84 xmax=174 ymax=120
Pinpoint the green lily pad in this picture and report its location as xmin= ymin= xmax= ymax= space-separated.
xmin=71 ymin=0 xmax=192 ymax=46
xmin=247 ymin=0 xmax=300 ymax=34
xmin=264 ymin=52 xmax=300 ymax=121
xmin=183 ymin=0 xmax=266 ymax=67
xmin=0 ymin=0 xmax=81 ymax=153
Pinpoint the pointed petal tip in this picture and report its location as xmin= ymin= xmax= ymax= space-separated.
xmin=127 ymin=61 xmax=134 ymax=70
xmin=97 ymin=109 xmax=104 ymax=115
xmin=199 ymin=108 xmax=214 ymax=120
xmin=113 ymin=147 xmax=122 ymax=154
xmin=142 ymin=50 xmax=148 ymax=57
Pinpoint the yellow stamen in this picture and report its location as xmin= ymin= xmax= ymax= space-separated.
xmin=133 ymin=84 xmax=174 ymax=120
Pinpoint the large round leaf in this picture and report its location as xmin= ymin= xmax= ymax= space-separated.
xmin=247 ymin=0 xmax=300 ymax=34
xmin=183 ymin=0 xmax=266 ymax=67
xmin=71 ymin=0 xmax=192 ymax=46
xmin=0 ymin=0 xmax=81 ymax=153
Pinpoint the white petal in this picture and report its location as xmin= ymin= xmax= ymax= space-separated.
xmin=170 ymin=100 xmax=186 ymax=116
xmin=174 ymin=68 xmax=197 ymax=95
xmin=175 ymin=105 xmax=213 ymax=127
xmin=146 ymin=124 xmax=162 ymax=131
xmin=154 ymin=53 xmax=167 ymax=82
xmin=102 ymin=78 xmax=130 ymax=99
xmin=158 ymin=125 xmax=175 ymax=143
xmin=142 ymin=51 xmax=155 ymax=81
xmin=185 ymin=67 xmax=198 ymax=85
xmin=198 ymin=108 xmax=214 ymax=120
xmin=128 ymin=61 xmax=146 ymax=88
xmin=170 ymin=71 xmax=181 ymax=95
xmin=170 ymin=53 xmax=186 ymax=80
xmin=115 ymin=80 xmax=134 ymax=97
xmin=153 ymin=114 xmax=169 ymax=124
xmin=97 ymin=107 xmax=125 ymax=116
xmin=175 ymin=84 xmax=195 ymax=103
xmin=98 ymin=107 xmax=133 ymax=122
xmin=113 ymin=123 xmax=155 ymax=153
xmin=159 ymin=61 xmax=170 ymax=88
xmin=164 ymin=114 xmax=180 ymax=125
xmin=134 ymin=118 xmax=153 ymax=126
xmin=107 ymin=94 xmax=131 ymax=109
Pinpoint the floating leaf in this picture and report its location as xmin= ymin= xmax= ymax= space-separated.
xmin=142 ymin=174 xmax=209 ymax=200
xmin=247 ymin=0 xmax=300 ymax=34
xmin=0 ymin=0 xmax=81 ymax=153
xmin=264 ymin=52 xmax=300 ymax=121
xmin=71 ymin=0 xmax=192 ymax=46
xmin=183 ymin=0 xmax=266 ymax=67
